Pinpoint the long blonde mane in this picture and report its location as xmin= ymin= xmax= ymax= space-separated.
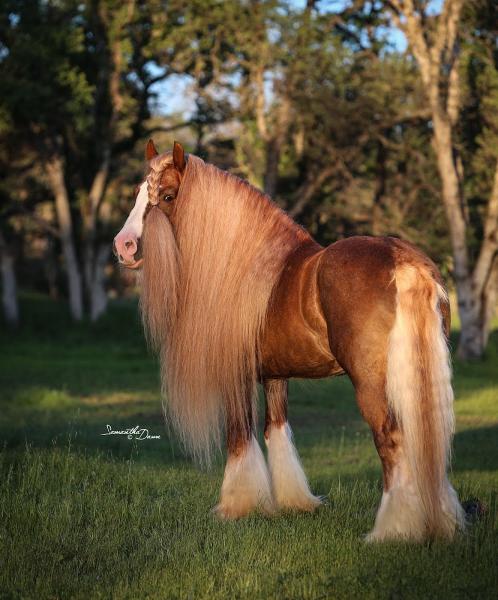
xmin=140 ymin=154 xmax=310 ymax=463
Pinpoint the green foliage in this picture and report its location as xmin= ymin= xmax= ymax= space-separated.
xmin=189 ymin=1 xmax=453 ymax=263
xmin=0 ymin=0 xmax=94 ymax=138
xmin=0 ymin=297 xmax=497 ymax=598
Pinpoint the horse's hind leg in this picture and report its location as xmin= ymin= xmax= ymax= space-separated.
xmin=264 ymin=378 xmax=321 ymax=512
xmin=213 ymin=399 xmax=274 ymax=520
xmin=355 ymin=381 xmax=426 ymax=541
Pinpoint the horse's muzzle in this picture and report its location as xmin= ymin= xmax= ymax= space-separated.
xmin=113 ymin=231 xmax=143 ymax=269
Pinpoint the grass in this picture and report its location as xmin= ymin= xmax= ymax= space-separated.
xmin=0 ymin=294 xmax=497 ymax=599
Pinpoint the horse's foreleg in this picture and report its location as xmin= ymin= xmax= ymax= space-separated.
xmin=213 ymin=402 xmax=274 ymax=520
xmin=264 ymin=378 xmax=321 ymax=512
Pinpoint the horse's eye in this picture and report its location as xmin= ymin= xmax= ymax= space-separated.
xmin=163 ymin=194 xmax=173 ymax=202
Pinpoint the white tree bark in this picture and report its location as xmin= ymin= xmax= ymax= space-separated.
xmin=46 ymin=154 xmax=84 ymax=321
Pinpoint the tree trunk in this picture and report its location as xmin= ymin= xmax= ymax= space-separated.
xmin=83 ymin=151 xmax=110 ymax=314
xmin=434 ymin=128 xmax=498 ymax=359
xmin=0 ymin=232 xmax=19 ymax=327
xmin=456 ymin=291 xmax=486 ymax=360
xmin=430 ymin=113 xmax=485 ymax=358
xmin=46 ymin=154 xmax=83 ymax=320
xmin=481 ymin=255 xmax=498 ymax=349
xmin=90 ymin=244 xmax=110 ymax=321
xmin=457 ymin=261 xmax=498 ymax=359
xmin=44 ymin=236 xmax=59 ymax=300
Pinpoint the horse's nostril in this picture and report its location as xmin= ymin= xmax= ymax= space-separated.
xmin=125 ymin=240 xmax=134 ymax=250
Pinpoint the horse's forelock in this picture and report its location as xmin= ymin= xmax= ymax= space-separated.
xmin=147 ymin=153 xmax=174 ymax=206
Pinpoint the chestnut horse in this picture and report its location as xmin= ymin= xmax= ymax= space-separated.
xmin=114 ymin=140 xmax=465 ymax=541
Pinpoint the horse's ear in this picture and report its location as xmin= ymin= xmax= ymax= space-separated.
xmin=146 ymin=139 xmax=158 ymax=161
xmin=173 ymin=141 xmax=186 ymax=173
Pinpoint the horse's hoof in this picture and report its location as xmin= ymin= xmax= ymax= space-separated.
xmin=276 ymin=493 xmax=323 ymax=513
xmin=462 ymin=498 xmax=487 ymax=523
xmin=211 ymin=503 xmax=246 ymax=520
xmin=212 ymin=498 xmax=276 ymax=520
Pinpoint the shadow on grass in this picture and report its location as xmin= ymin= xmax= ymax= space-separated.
xmin=454 ymin=424 xmax=498 ymax=472
xmin=0 ymin=408 xmax=187 ymax=468
xmin=3 ymin=388 xmax=494 ymax=474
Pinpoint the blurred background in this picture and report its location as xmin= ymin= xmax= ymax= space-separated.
xmin=0 ymin=0 xmax=497 ymax=359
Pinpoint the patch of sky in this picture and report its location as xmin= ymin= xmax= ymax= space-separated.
xmin=148 ymin=65 xmax=196 ymax=118
xmin=147 ymin=0 xmax=445 ymax=119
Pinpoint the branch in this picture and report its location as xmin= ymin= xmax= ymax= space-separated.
xmin=430 ymin=0 xmax=452 ymax=68
xmin=87 ymin=149 xmax=111 ymax=221
xmin=143 ymin=121 xmax=197 ymax=136
xmin=447 ymin=54 xmax=460 ymax=126
xmin=444 ymin=0 xmax=464 ymax=63
xmin=12 ymin=204 xmax=61 ymax=238
xmin=288 ymin=162 xmax=342 ymax=218
xmin=385 ymin=0 xmax=402 ymax=13
xmin=445 ymin=1 xmax=464 ymax=125
xmin=389 ymin=0 xmax=432 ymax=90
xmin=143 ymin=66 xmax=181 ymax=90
xmin=145 ymin=72 xmax=170 ymax=88
xmin=254 ymin=64 xmax=269 ymax=142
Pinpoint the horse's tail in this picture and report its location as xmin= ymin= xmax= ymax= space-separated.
xmin=386 ymin=264 xmax=465 ymax=538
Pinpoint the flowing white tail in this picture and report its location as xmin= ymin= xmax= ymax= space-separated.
xmin=382 ymin=264 xmax=465 ymax=539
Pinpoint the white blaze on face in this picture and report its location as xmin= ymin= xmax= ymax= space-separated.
xmin=121 ymin=181 xmax=149 ymax=239
xmin=114 ymin=181 xmax=149 ymax=265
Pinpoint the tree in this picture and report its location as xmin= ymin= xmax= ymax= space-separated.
xmin=0 ymin=0 xmax=93 ymax=319
xmin=384 ymin=0 xmax=498 ymax=359
xmin=0 ymin=0 xmax=210 ymax=320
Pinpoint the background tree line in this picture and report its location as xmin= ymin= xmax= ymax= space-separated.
xmin=0 ymin=0 xmax=497 ymax=360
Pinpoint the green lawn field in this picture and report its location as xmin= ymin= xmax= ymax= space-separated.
xmin=1 ymin=296 xmax=497 ymax=599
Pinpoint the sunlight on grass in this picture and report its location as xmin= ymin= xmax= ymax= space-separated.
xmin=13 ymin=387 xmax=74 ymax=409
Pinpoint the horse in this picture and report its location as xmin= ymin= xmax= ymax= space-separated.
xmin=113 ymin=139 xmax=465 ymax=541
